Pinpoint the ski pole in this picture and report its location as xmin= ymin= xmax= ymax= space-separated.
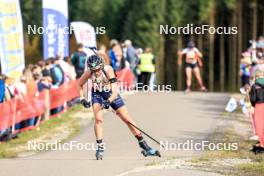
xmin=107 ymin=108 xmax=165 ymax=148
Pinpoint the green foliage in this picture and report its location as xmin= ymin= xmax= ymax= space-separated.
xmin=19 ymin=0 xmax=263 ymax=91
xmin=122 ymin=0 xmax=165 ymax=52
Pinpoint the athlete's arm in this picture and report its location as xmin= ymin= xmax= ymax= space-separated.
xmin=177 ymin=50 xmax=183 ymax=65
xmin=77 ymin=71 xmax=91 ymax=98
xmin=106 ymin=66 xmax=118 ymax=103
xmin=195 ymin=48 xmax=203 ymax=66
xmin=178 ymin=48 xmax=187 ymax=65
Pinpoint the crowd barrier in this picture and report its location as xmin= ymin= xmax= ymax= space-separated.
xmin=0 ymin=80 xmax=80 ymax=134
xmin=0 ymin=68 xmax=135 ymax=136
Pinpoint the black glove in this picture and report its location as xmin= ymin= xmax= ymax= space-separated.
xmin=80 ymin=98 xmax=91 ymax=108
xmin=102 ymin=100 xmax=111 ymax=109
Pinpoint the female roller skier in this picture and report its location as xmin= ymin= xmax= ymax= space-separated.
xmin=178 ymin=41 xmax=207 ymax=93
xmin=77 ymin=54 xmax=160 ymax=160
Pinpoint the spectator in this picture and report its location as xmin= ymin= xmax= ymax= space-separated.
xmin=35 ymin=74 xmax=51 ymax=92
xmin=5 ymin=77 xmax=18 ymax=99
xmin=23 ymin=67 xmax=38 ymax=97
xmin=125 ymin=40 xmax=138 ymax=72
xmin=71 ymin=43 xmax=87 ymax=78
xmin=138 ymin=48 xmax=155 ymax=88
xmin=14 ymin=76 xmax=27 ymax=95
xmin=50 ymin=58 xmax=65 ymax=87
xmin=98 ymin=45 xmax=111 ymax=65
xmin=42 ymin=59 xmax=52 ymax=77
xmin=109 ymin=41 xmax=118 ymax=70
xmin=240 ymin=52 xmax=252 ymax=87
xmin=57 ymin=53 xmax=70 ymax=82
xmin=109 ymin=39 xmax=125 ymax=70
xmin=65 ymin=57 xmax=77 ymax=80
xmin=0 ymin=74 xmax=6 ymax=103
xmin=250 ymin=70 xmax=264 ymax=154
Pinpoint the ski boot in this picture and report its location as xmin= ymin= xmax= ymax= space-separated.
xmin=95 ymin=143 xmax=104 ymax=160
xmin=139 ymin=140 xmax=161 ymax=157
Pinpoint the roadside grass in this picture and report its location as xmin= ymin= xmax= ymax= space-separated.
xmin=0 ymin=105 xmax=86 ymax=158
xmin=237 ymin=163 xmax=264 ymax=176
xmin=189 ymin=110 xmax=264 ymax=176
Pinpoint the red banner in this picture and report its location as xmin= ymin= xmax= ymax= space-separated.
xmin=50 ymin=80 xmax=80 ymax=109
xmin=116 ymin=68 xmax=135 ymax=90
xmin=0 ymin=80 xmax=80 ymax=131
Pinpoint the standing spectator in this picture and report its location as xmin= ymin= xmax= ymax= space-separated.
xmin=0 ymin=74 xmax=6 ymax=103
xmin=109 ymin=41 xmax=118 ymax=70
xmin=14 ymin=76 xmax=27 ymax=95
xmin=125 ymin=40 xmax=137 ymax=69
xmin=71 ymin=43 xmax=87 ymax=78
xmin=111 ymin=39 xmax=123 ymax=64
xmin=109 ymin=39 xmax=124 ymax=70
xmin=98 ymin=45 xmax=111 ymax=65
xmin=250 ymin=70 xmax=264 ymax=154
xmin=65 ymin=57 xmax=77 ymax=80
xmin=50 ymin=58 xmax=65 ymax=87
xmin=57 ymin=53 xmax=70 ymax=82
xmin=138 ymin=48 xmax=155 ymax=88
xmin=5 ymin=77 xmax=18 ymax=99
xmin=23 ymin=67 xmax=37 ymax=97
xmin=49 ymin=58 xmax=65 ymax=115
xmin=240 ymin=52 xmax=252 ymax=87
xmin=36 ymin=75 xmax=51 ymax=92
xmin=124 ymin=40 xmax=138 ymax=75
xmin=42 ymin=59 xmax=52 ymax=77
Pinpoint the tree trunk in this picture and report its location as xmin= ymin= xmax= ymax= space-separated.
xmin=208 ymin=0 xmax=216 ymax=91
xmin=252 ymin=0 xmax=257 ymax=40
xmin=197 ymin=34 xmax=204 ymax=89
xmin=177 ymin=35 xmax=183 ymax=90
xmin=220 ymin=35 xmax=225 ymax=92
xmin=237 ymin=0 xmax=243 ymax=88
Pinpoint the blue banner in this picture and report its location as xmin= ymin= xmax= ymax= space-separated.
xmin=42 ymin=0 xmax=69 ymax=59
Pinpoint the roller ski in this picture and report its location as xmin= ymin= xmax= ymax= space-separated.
xmin=139 ymin=140 xmax=161 ymax=157
xmin=95 ymin=143 xmax=104 ymax=160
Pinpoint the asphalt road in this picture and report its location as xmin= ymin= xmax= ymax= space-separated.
xmin=0 ymin=92 xmax=230 ymax=176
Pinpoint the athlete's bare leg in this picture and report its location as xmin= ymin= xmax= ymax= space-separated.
xmin=193 ymin=67 xmax=206 ymax=90
xmin=93 ymin=103 xmax=104 ymax=140
xmin=185 ymin=67 xmax=192 ymax=91
xmin=115 ymin=106 xmax=141 ymax=136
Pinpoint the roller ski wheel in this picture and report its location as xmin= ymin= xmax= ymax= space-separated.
xmin=139 ymin=140 xmax=161 ymax=157
xmin=95 ymin=150 xmax=104 ymax=160
xmin=141 ymin=149 xmax=161 ymax=157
